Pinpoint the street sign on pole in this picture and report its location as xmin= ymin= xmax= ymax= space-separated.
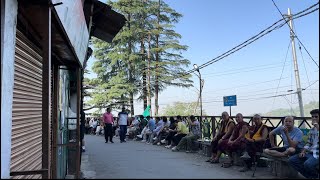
xmin=223 ymin=95 xmax=237 ymax=116
xmin=223 ymin=95 xmax=237 ymax=106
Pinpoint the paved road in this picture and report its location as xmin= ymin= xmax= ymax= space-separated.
xmin=81 ymin=134 xmax=278 ymax=179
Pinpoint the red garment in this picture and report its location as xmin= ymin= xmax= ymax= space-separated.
xmin=218 ymin=121 xmax=248 ymax=153
xmin=103 ymin=112 xmax=114 ymax=124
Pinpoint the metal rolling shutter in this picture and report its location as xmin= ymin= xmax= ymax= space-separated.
xmin=10 ymin=30 xmax=43 ymax=179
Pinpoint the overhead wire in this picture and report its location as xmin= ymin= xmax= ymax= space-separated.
xmin=270 ymin=41 xmax=291 ymax=111
xmin=172 ymin=3 xmax=319 ymax=80
xmin=298 ymin=41 xmax=317 ymax=103
xmin=271 ymin=0 xmax=319 ymax=68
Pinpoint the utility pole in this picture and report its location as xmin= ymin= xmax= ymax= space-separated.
xmin=287 ymin=8 xmax=305 ymax=117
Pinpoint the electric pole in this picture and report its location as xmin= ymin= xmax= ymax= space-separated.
xmin=288 ymin=8 xmax=305 ymax=117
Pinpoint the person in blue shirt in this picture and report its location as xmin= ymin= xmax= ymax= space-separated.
xmin=264 ymin=116 xmax=303 ymax=157
xmin=288 ymin=109 xmax=319 ymax=179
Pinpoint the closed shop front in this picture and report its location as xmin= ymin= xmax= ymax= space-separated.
xmin=10 ymin=30 xmax=43 ymax=179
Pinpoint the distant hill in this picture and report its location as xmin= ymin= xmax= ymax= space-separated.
xmin=262 ymin=101 xmax=319 ymax=117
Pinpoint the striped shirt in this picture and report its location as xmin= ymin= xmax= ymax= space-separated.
xmin=304 ymin=127 xmax=319 ymax=159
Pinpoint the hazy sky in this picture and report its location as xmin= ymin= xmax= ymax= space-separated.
xmin=85 ymin=0 xmax=319 ymax=116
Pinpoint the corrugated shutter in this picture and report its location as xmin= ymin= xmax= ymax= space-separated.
xmin=10 ymin=30 xmax=43 ymax=179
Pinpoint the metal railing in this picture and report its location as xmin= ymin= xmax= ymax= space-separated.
xmin=99 ymin=115 xmax=312 ymax=147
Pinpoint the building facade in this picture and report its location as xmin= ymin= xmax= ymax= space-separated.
xmin=1 ymin=0 xmax=125 ymax=178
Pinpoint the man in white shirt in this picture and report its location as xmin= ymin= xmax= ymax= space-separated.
xmin=117 ymin=107 xmax=129 ymax=143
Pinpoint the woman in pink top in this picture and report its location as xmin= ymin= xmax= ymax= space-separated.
xmin=103 ymin=108 xmax=114 ymax=143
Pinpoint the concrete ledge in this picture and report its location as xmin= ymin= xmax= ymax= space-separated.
xmin=260 ymin=153 xmax=298 ymax=178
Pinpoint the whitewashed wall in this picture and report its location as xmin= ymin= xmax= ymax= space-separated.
xmin=1 ymin=0 xmax=18 ymax=178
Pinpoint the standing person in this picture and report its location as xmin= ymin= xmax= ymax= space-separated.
xmin=118 ymin=107 xmax=129 ymax=143
xmin=288 ymin=109 xmax=319 ymax=179
xmin=103 ymin=107 xmax=114 ymax=143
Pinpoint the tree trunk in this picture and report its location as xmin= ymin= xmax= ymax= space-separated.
xmin=127 ymin=13 xmax=134 ymax=116
xmin=141 ymin=39 xmax=147 ymax=110
xmin=147 ymin=32 xmax=152 ymax=116
xmin=154 ymin=0 xmax=160 ymax=116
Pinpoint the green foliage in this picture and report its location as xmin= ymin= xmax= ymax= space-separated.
xmin=160 ymin=101 xmax=206 ymax=116
xmin=86 ymin=0 xmax=193 ymax=112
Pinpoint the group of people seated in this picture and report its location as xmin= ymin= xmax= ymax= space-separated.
xmin=203 ymin=109 xmax=319 ymax=179
xmin=133 ymin=115 xmax=201 ymax=153
xmin=205 ymin=112 xmax=268 ymax=171
xmin=85 ymin=117 xmax=104 ymax=135
xmin=93 ymin=108 xmax=318 ymax=179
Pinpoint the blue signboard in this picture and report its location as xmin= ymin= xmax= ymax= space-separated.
xmin=223 ymin=95 xmax=237 ymax=106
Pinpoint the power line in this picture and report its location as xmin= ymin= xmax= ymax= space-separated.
xmin=298 ymin=41 xmax=317 ymax=103
xmin=202 ymin=63 xmax=290 ymax=78
xmin=270 ymin=41 xmax=291 ymax=111
xmin=303 ymin=80 xmax=319 ymax=90
xmin=271 ymin=0 xmax=319 ymax=68
xmin=202 ymin=77 xmax=290 ymax=94
xmin=173 ymin=3 xmax=319 ymax=80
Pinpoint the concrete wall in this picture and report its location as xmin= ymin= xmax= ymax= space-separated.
xmin=1 ymin=0 xmax=18 ymax=178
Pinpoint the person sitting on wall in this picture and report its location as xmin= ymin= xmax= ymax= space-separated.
xmin=239 ymin=114 xmax=268 ymax=172
xmin=151 ymin=117 xmax=164 ymax=144
xmin=154 ymin=116 xmax=170 ymax=145
xmin=127 ymin=116 xmax=140 ymax=139
xmin=218 ymin=113 xmax=249 ymax=168
xmin=163 ymin=117 xmax=178 ymax=148
xmin=206 ymin=111 xmax=235 ymax=163
xmin=288 ymin=109 xmax=319 ymax=179
xmin=169 ymin=116 xmax=189 ymax=150
xmin=263 ymin=116 xmax=304 ymax=158
xmin=172 ymin=115 xmax=201 ymax=153
xmin=137 ymin=116 xmax=156 ymax=143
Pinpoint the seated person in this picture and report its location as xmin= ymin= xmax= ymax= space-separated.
xmin=90 ymin=119 xmax=98 ymax=134
xmin=137 ymin=116 xmax=156 ymax=143
xmin=153 ymin=117 xmax=171 ymax=144
xmin=218 ymin=113 xmax=249 ymax=168
xmin=206 ymin=112 xmax=235 ymax=163
xmin=112 ymin=120 xmax=118 ymax=137
xmin=138 ymin=115 xmax=148 ymax=132
xmin=95 ymin=124 xmax=104 ymax=135
xmin=164 ymin=117 xmax=178 ymax=148
xmin=151 ymin=117 xmax=164 ymax=143
xmin=172 ymin=115 xmax=201 ymax=152
xmin=127 ymin=116 xmax=140 ymax=139
xmin=85 ymin=118 xmax=91 ymax=134
xmin=239 ymin=114 xmax=268 ymax=172
xmin=263 ymin=116 xmax=304 ymax=158
xmin=169 ymin=116 xmax=189 ymax=149
xmin=288 ymin=109 xmax=319 ymax=179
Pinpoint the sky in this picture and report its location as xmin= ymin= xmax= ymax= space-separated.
xmin=85 ymin=0 xmax=319 ymax=116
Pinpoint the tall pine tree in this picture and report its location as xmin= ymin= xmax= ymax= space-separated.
xmin=87 ymin=0 xmax=192 ymax=115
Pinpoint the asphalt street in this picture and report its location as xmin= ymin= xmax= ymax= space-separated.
xmin=81 ymin=134 xmax=280 ymax=179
